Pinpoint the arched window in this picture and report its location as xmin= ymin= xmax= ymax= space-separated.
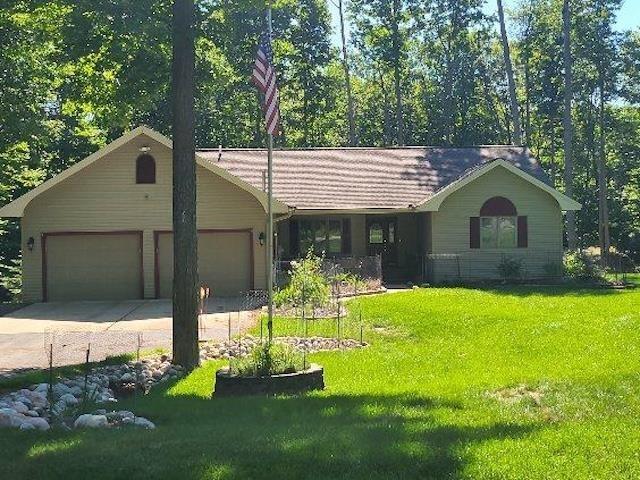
xmin=480 ymin=196 xmax=517 ymax=216
xmin=470 ymin=196 xmax=527 ymax=249
xmin=136 ymin=154 xmax=156 ymax=184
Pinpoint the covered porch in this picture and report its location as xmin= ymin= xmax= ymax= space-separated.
xmin=275 ymin=212 xmax=430 ymax=284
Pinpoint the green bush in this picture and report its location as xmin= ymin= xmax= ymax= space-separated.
xmin=497 ymin=256 xmax=524 ymax=281
xmin=230 ymin=342 xmax=303 ymax=377
xmin=563 ymin=250 xmax=604 ymax=280
xmin=274 ymin=250 xmax=330 ymax=310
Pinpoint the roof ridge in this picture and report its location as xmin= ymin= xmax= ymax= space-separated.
xmin=196 ymin=145 xmax=526 ymax=152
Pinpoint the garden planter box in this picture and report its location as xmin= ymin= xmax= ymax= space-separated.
xmin=213 ymin=364 xmax=324 ymax=397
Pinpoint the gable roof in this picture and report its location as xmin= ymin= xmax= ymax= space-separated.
xmin=416 ymin=158 xmax=581 ymax=211
xmin=0 ymin=126 xmax=288 ymax=217
xmin=199 ymin=145 xmax=557 ymax=210
xmin=0 ymin=127 xmax=580 ymax=218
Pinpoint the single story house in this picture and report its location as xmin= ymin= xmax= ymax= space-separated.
xmin=0 ymin=126 xmax=581 ymax=302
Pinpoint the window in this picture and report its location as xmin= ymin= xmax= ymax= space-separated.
xmin=368 ymin=223 xmax=384 ymax=244
xmin=471 ymin=197 xmax=527 ymax=249
xmin=299 ymin=219 xmax=347 ymax=255
xmin=480 ymin=216 xmax=517 ymax=248
xmin=136 ymin=154 xmax=156 ymax=184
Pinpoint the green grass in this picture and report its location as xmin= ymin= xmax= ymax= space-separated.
xmin=2 ymin=285 xmax=640 ymax=479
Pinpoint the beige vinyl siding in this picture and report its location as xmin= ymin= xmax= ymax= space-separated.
xmin=21 ymin=134 xmax=267 ymax=302
xmin=429 ymin=165 xmax=563 ymax=282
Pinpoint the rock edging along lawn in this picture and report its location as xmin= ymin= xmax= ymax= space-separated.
xmin=199 ymin=335 xmax=368 ymax=362
xmin=1 ymin=336 xmax=364 ymax=431
xmin=0 ymin=356 xmax=183 ymax=431
xmin=214 ymin=364 xmax=324 ymax=397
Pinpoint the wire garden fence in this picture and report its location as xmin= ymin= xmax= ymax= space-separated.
xmin=276 ymin=255 xmax=383 ymax=294
xmin=423 ymin=251 xmax=565 ymax=283
xmin=42 ymin=329 xmax=143 ymax=420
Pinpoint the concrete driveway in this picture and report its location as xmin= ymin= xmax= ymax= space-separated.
xmin=0 ymin=298 xmax=258 ymax=375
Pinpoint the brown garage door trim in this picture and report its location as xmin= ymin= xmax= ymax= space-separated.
xmin=41 ymin=230 xmax=144 ymax=302
xmin=153 ymin=229 xmax=255 ymax=299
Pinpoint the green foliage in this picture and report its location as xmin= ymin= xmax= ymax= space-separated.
xmin=1 ymin=0 xmax=640 ymax=291
xmin=3 ymin=287 xmax=640 ymax=477
xmin=496 ymin=256 xmax=524 ymax=281
xmin=273 ymin=250 xmax=330 ymax=310
xmin=563 ymin=250 xmax=605 ymax=280
xmin=229 ymin=342 xmax=303 ymax=377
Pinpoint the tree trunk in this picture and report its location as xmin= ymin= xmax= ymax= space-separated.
xmin=562 ymin=0 xmax=577 ymax=250
xmin=391 ymin=0 xmax=404 ymax=145
xmin=171 ymin=0 xmax=199 ymax=370
xmin=379 ymin=70 xmax=392 ymax=146
xmin=497 ymin=0 xmax=522 ymax=145
xmin=338 ymin=0 xmax=357 ymax=146
xmin=597 ymin=77 xmax=611 ymax=267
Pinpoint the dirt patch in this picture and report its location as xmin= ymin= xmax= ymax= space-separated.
xmin=489 ymin=384 xmax=544 ymax=406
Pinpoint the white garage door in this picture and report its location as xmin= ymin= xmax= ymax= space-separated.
xmin=44 ymin=232 xmax=142 ymax=301
xmin=156 ymin=230 xmax=253 ymax=298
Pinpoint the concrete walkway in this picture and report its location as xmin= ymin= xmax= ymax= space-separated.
xmin=0 ymin=298 xmax=257 ymax=375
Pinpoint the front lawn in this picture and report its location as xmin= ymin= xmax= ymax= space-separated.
xmin=2 ymin=285 xmax=640 ymax=479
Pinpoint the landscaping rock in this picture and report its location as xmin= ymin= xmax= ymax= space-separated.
xmin=74 ymin=414 xmax=109 ymax=429
xmin=0 ymin=352 xmax=183 ymax=432
xmin=12 ymin=401 xmax=29 ymax=414
xmin=19 ymin=422 xmax=36 ymax=431
xmin=0 ymin=411 xmax=23 ymax=428
xmin=59 ymin=393 xmax=79 ymax=407
xmin=199 ymin=335 xmax=367 ymax=362
xmin=23 ymin=417 xmax=50 ymax=431
xmin=132 ymin=417 xmax=155 ymax=429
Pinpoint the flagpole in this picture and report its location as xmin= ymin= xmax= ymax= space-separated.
xmin=266 ymin=3 xmax=274 ymax=344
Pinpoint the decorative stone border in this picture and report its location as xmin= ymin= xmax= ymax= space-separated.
xmin=213 ymin=364 xmax=324 ymax=397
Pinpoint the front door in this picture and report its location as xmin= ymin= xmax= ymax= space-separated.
xmin=366 ymin=217 xmax=398 ymax=267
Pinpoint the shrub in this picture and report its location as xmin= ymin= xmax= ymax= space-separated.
xmin=497 ymin=256 xmax=523 ymax=281
xmin=230 ymin=342 xmax=303 ymax=377
xmin=274 ymin=250 xmax=330 ymax=311
xmin=563 ymin=250 xmax=604 ymax=280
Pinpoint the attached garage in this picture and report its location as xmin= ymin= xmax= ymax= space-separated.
xmin=43 ymin=232 xmax=143 ymax=302
xmin=155 ymin=230 xmax=254 ymax=298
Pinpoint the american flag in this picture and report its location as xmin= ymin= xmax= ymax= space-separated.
xmin=251 ymin=32 xmax=281 ymax=136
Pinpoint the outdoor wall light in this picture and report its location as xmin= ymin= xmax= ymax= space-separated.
xmin=258 ymin=232 xmax=266 ymax=246
xmin=139 ymin=145 xmax=152 ymax=153
xmin=27 ymin=237 xmax=35 ymax=252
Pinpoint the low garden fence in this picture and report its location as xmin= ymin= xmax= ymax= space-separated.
xmin=276 ymin=255 xmax=383 ymax=295
xmin=423 ymin=251 xmax=565 ymax=284
xmin=41 ymin=329 xmax=144 ymax=421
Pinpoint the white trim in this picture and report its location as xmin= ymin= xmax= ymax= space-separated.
xmin=0 ymin=126 xmax=289 ymax=217
xmin=415 ymin=159 xmax=582 ymax=212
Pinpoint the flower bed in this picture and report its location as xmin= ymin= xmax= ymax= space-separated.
xmin=213 ymin=363 xmax=324 ymax=397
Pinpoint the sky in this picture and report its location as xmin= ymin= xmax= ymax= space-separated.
xmin=328 ymin=0 xmax=640 ymax=46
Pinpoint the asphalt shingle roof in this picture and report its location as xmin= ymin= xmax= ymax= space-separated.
xmin=197 ymin=146 xmax=548 ymax=210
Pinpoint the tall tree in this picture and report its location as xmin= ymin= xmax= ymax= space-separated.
xmin=562 ymin=0 xmax=577 ymax=249
xmin=350 ymin=0 xmax=411 ymax=146
xmin=171 ymin=0 xmax=199 ymax=370
xmin=391 ymin=0 xmax=405 ymax=145
xmin=497 ymin=0 xmax=522 ymax=145
xmin=337 ymin=0 xmax=357 ymax=145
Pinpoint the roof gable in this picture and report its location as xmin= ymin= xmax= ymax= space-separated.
xmin=0 ymin=127 xmax=288 ymax=217
xmin=416 ymin=159 xmax=581 ymax=211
